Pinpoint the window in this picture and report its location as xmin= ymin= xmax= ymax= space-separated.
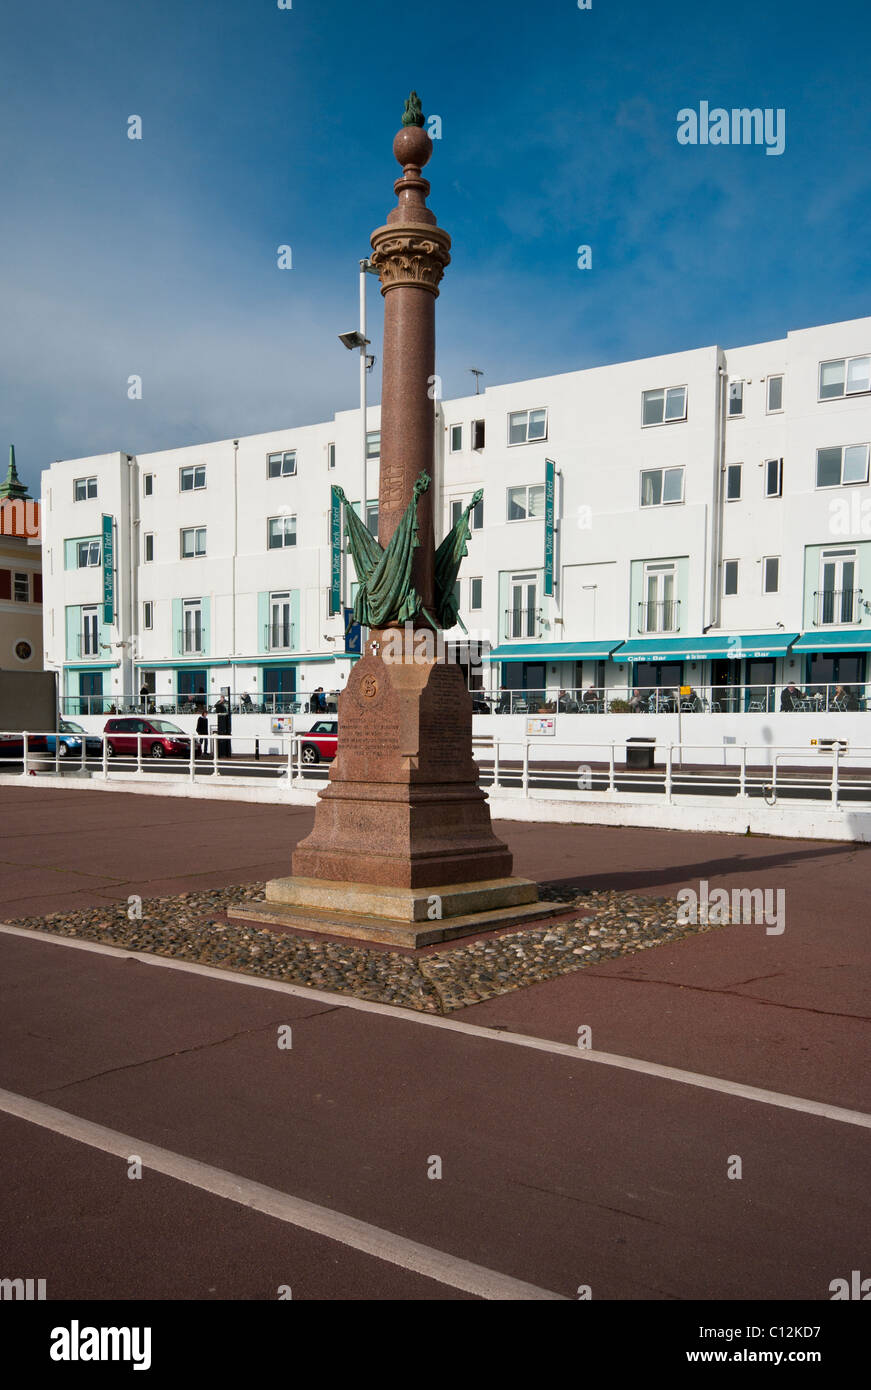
xmin=728 ymin=381 xmax=744 ymax=417
xmin=507 ymin=573 xmax=538 ymax=638
xmin=508 ymin=408 xmax=547 ymax=445
xmin=77 ymin=539 xmax=101 ymax=567
xmin=763 ymin=557 xmax=780 ymax=594
xmin=327 ymin=443 xmax=336 ymax=470
xmin=13 ymin=572 xmax=29 ymax=603
xmin=817 ymin=549 xmax=859 ymax=625
xmin=450 ymin=424 xmax=462 ymax=452
xmin=507 ymin=484 xmax=545 ymax=520
xmin=470 ymin=577 xmax=483 ymax=610
xmin=642 ymin=385 xmax=687 ymax=426
xmin=81 ymin=606 xmax=99 ymax=656
xmin=726 ymin=464 xmax=742 ymax=500
xmin=366 ymin=501 xmax=378 ymax=537
xmin=765 ymin=457 xmax=783 ymax=497
xmin=144 ymin=533 xmax=154 ymax=563
xmin=816 ymin=444 xmax=870 ymax=488
xmin=74 ymin=477 xmax=98 ymax=501
xmin=471 ymin=419 xmax=485 ymax=450
xmin=366 ymin=431 xmax=380 ymax=460
xmin=640 ymin=563 xmax=679 ymax=632
xmin=268 ymin=515 xmax=297 ymax=549
xmin=143 ymin=601 xmax=154 ymax=629
xmin=180 ymin=527 xmax=207 ymax=558
xmin=181 ymin=599 xmax=203 ymax=654
xmin=640 ymin=467 xmax=684 ymax=507
xmin=180 ymin=465 xmax=206 ymax=491
xmin=819 ymin=355 xmax=871 ymax=400
xmin=724 ymin=561 xmax=738 ymax=596
xmin=267 ymin=451 xmax=296 ymax=478
xmin=268 ymin=592 xmax=292 ymax=650
xmin=143 ymin=473 xmax=154 ymax=496
xmin=766 ymin=375 xmax=783 ymax=412
xmin=450 ymin=497 xmax=484 ymax=530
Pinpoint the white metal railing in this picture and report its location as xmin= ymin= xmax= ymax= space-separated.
xmin=6 ymin=730 xmax=871 ymax=809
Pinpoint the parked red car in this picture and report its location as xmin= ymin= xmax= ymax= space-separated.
xmin=104 ymin=717 xmax=191 ymax=759
xmin=300 ymin=720 xmax=338 ymax=764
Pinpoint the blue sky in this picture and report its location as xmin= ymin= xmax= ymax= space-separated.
xmin=1 ymin=0 xmax=869 ymax=492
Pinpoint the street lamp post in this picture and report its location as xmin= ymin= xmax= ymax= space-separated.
xmin=339 ymin=258 xmax=380 ymax=611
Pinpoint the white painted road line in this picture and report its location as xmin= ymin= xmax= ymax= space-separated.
xmin=2 ymin=923 xmax=869 ymax=1131
xmin=0 ymin=1087 xmax=564 ymax=1301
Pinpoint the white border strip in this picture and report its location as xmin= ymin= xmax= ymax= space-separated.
xmin=2 ymin=924 xmax=868 ymax=1130
xmin=0 ymin=1086 xmax=563 ymax=1300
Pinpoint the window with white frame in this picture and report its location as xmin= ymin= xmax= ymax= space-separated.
xmin=450 ymin=497 xmax=484 ymax=530
xmin=508 ymin=573 xmax=538 ymax=638
xmin=74 ymin=477 xmax=98 ymax=501
xmin=641 ymin=385 xmax=687 ymax=426
xmin=366 ymin=501 xmax=378 ymax=536
xmin=507 ymin=484 xmax=545 ymax=520
xmin=268 ymin=514 xmax=297 ymax=549
xmin=471 ymin=419 xmax=485 ymax=450
xmin=181 ymin=599 xmax=203 ymax=654
xmin=726 ymin=464 xmax=742 ymax=500
xmin=81 ymin=605 xmax=99 ymax=656
xmin=268 ymin=592 xmax=292 ymax=649
xmin=143 ymin=600 xmax=154 ymax=629
xmin=327 ymin=443 xmax=336 ymax=470
xmin=723 ymin=560 xmax=738 ymax=596
xmin=180 ymin=465 xmax=206 ymax=491
xmin=763 ymin=556 xmax=779 ymax=594
xmin=640 ymin=562 xmax=678 ymax=632
xmin=470 ymin=577 xmax=483 ymax=610
xmin=366 ymin=431 xmax=380 ymax=459
xmin=818 ymin=549 xmax=859 ymax=625
xmin=180 ymin=527 xmax=207 ymax=558
xmin=819 ymin=355 xmax=871 ymax=400
xmin=267 ymin=451 xmax=296 ymax=478
xmin=765 ymin=457 xmax=783 ymax=497
xmin=13 ymin=572 xmax=29 ymax=603
xmin=144 ymin=533 xmax=154 ymax=563
xmin=76 ymin=539 xmax=101 ymax=568
xmin=816 ymin=443 xmax=870 ymax=488
xmin=640 ymin=467 xmax=684 ymax=507
xmin=728 ymin=381 xmax=744 ymax=416
xmin=508 ymin=408 xmax=547 ymax=445
xmin=450 ymin=424 xmax=462 ymax=452
xmin=766 ymin=375 xmax=783 ymax=412
xmin=143 ymin=473 xmax=154 ymax=496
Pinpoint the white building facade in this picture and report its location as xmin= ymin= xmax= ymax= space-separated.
xmin=40 ymin=315 xmax=871 ymax=720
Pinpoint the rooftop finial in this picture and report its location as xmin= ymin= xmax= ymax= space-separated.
xmin=401 ymin=91 xmax=425 ymax=128
xmin=0 ymin=444 xmax=29 ymax=500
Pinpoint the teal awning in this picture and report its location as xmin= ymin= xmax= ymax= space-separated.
xmin=488 ymin=641 xmax=623 ymax=661
xmin=613 ymin=633 xmax=799 ymax=662
xmin=63 ymin=662 xmax=119 ymax=671
xmin=792 ymin=630 xmax=871 ymax=653
xmin=233 ymin=654 xmax=338 ymax=666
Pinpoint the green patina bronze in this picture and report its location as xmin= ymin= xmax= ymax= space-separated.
xmin=401 ymin=91 xmax=425 ymax=128
xmin=0 ymin=444 xmax=29 ymax=501
xmin=333 ymin=474 xmax=484 ymax=633
xmin=434 ymin=489 xmax=483 ymax=633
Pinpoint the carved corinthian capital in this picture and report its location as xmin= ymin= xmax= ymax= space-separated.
xmin=369 ymin=224 xmax=452 ymax=296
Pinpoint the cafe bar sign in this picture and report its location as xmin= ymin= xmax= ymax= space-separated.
xmin=543 ymin=459 xmax=556 ymax=597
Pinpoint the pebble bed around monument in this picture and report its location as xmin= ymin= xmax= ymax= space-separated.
xmin=8 ymin=885 xmax=730 ymax=1014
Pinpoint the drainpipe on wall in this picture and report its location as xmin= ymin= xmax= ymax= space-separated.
xmin=232 ymin=439 xmax=239 ymax=684
xmin=126 ymin=454 xmax=137 ymax=697
xmin=709 ymin=358 xmax=728 ymax=629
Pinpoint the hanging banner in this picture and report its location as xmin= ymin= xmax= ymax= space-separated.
xmin=101 ymin=514 xmax=114 ymax=624
xmin=543 ymin=459 xmax=556 ymax=597
xmin=329 ymin=487 xmax=342 ymax=615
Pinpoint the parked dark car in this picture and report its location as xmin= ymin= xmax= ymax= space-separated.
xmin=300 ymin=720 xmax=338 ymax=764
xmin=104 ymin=717 xmax=191 ymax=759
xmin=44 ymin=720 xmax=103 ymax=759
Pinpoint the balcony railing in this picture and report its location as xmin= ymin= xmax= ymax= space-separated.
xmin=638 ymin=599 xmax=680 ymax=634
xmin=75 ymin=632 xmax=101 ymax=658
xmin=264 ymin=622 xmax=295 ymax=651
xmin=813 ymin=588 xmax=863 ymax=626
xmin=177 ymin=628 xmax=205 ymax=656
xmin=504 ymin=607 xmax=542 ymax=640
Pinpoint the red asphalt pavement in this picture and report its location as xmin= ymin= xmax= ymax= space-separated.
xmin=0 ymin=785 xmax=869 ymax=1299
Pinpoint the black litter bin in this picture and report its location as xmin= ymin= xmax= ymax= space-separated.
xmin=626 ymin=737 xmax=655 ymax=769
